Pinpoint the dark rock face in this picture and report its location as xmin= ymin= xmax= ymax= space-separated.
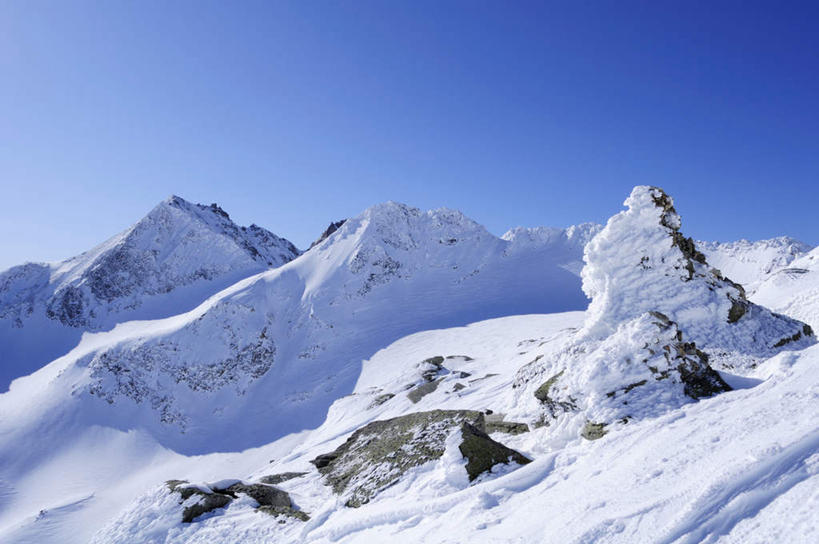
xmin=309 ymin=220 xmax=347 ymax=249
xmin=420 ymin=356 xmax=445 ymax=381
xmin=772 ymin=324 xmax=815 ymax=348
xmin=166 ymin=479 xmax=305 ymax=524
xmin=259 ymin=472 xmax=308 ymax=485
xmin=310 ymin=453 xmax=340 ymax=470
xmin=368 ymin=393 xmax=395 ymax=408
xmin=166 ymin=480 xmax=233 ymax=523
xmin=534 ymin=370 xmax=564 ymax=403
xmin=86 ymin=326 xmax=277 ymax=429
xmin=220 ymin=483 xmax=291 ymax=508
xmin=45 ymin=286 xmax=88 ymax=327
xmin=533 ymin=370 xmax=577 ymax=417
xmin=407 ymin=378 xmax=443 ymax=403
xmin=458 ymin=423 xmax=531 ymax=480
xmin=485 ymin=414 xmax=529 ymax=435
xmin=257 ymin=505 xmax=311 ymax=522
xmin=311 ymin=410 xmax=530 ymax=507
xmin=674 ymin=347 xmax=731 ymax=400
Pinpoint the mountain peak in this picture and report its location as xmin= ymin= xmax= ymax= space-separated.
xmin=1 ymin=197 xmax=300 ymax=330
xmin=309 ymin=219 xmax=347 ymax=250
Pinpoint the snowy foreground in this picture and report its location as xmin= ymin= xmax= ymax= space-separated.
xmin=0 ymin=187 xmax=817 ymax=543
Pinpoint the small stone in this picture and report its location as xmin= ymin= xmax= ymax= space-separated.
xmin=581 ymin=421 xmax=608 ymax=440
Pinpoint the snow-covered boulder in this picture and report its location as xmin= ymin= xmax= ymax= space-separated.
xmin=516 ymin=311 xmax=731 ymax=436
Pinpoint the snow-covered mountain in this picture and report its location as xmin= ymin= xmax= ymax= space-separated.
xmin=81 ymin=187 xmax=815 ymax=544
xmin=501 ymin=222 xmax=602 ymax=275
xmin=0 ymin=202 xmax=592 ymax=456
xmin=753 ymin=245 xmax=819 ymax=330
xmin=0 ymin=196 xmax=300 ymax=391
xmin=698 ymin=237 xmax=813 ymax=294
xmin=0 ymin=188 xmax=816 ymax=544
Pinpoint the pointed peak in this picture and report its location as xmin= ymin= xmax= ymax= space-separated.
xmin=624 ymin=185 xmax=681 ymax=230
xmin=157 ymin=195 xmax=232 ymax=221
xmin=360 ymin=201 xmax=421 ymax=220
xmin=309 ymin=220 xmax=347 ymax=250
xmin=581 ymin=186 xmax=814 ymax=366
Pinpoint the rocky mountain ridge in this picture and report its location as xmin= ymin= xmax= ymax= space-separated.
xmin=0 ymin=195 xmax=300 ymax=390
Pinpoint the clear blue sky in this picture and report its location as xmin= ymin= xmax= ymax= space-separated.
xmin=1 ymin=1 xmax=817 ymax=270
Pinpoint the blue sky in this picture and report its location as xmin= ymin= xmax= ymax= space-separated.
xmin=1 ymin=1 xmax=817 ymax=269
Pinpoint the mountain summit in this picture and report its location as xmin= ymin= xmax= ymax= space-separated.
xmin=0 ymin=195 xmax=299 ymax=390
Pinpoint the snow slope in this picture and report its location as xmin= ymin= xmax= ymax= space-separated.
xmin=88 ymin=315 xmax=819 ymax=544
xmin=0 ymin=200 xmax=596 ymax=543
xmin=0 ymin=196 xmax=299 ymax=391
xmin=753 ymin=246 xmax=819 ymax=330
xmin=698 ymin=237 xmax=812 ymax=295
xmin=501 ymin=222 xmax=602 ymax=276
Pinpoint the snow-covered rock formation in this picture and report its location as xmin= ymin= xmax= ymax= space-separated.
xmin=580 ymin=186 xmax=813 ymax=368
xmin=0 ymin=196 xmax=299 ymax=391
xmin=512 ymin=186 xmax=813 ymax=436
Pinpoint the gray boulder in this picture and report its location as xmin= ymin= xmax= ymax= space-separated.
xmin=311 ymin=410 xmax=531 ymax=507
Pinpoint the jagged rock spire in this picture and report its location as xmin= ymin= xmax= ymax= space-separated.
xmin=580 ymin=186 xmax=812 ymax=365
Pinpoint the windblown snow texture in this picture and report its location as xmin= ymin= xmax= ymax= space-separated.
xmin=580 ymin=186 xmax=813 ymax=370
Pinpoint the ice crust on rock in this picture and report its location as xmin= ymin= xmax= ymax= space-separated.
xmin=514 ymin=186 xmax=813 ymax=435
xmin=580 ymin=185 xmax=813 ymax=368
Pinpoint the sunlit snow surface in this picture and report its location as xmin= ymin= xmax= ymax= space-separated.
xmin=83 ymin=315 xmax=818 ymax=544
xmin=0 ymin=192 xmax=817 ymax=543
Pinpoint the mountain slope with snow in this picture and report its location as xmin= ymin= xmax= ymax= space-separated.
xmin=0 ymin=202 xmax=592 ymax=454
xmin=0 ymin=188 xmax=816 ymax=544
xmin=753 ymin=246 xmax=819 ymax=330
xmin=0 ymin=196 xmax=299 ymax=391
xmin=698 ymin=237 xmax=812 ymax=294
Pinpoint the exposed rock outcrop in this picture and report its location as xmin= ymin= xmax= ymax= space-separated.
xmin=309 ymin=219 xmax=347 ymax=249
xmin=311 ymin=410 xmax=531 ymax=507
xmin=165 ymin=479 xmax=306 ymax=524
xmin=581 ymin=186 xmax=814 ymax=370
